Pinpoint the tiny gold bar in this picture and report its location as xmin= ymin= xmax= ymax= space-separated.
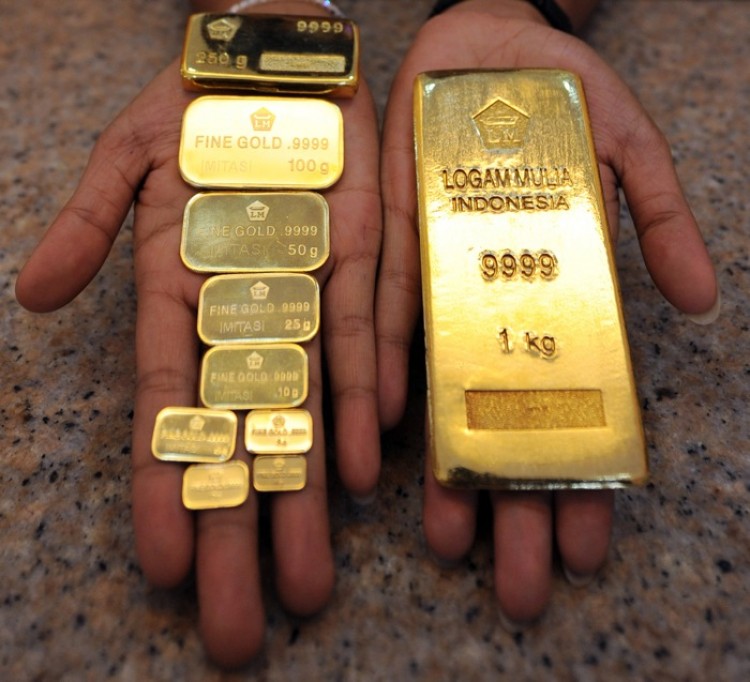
xmin=415 ymin=70 xmax=647 ymax=489
xmin=182 ymin=460 xmax=250 ymax=510
xmin=253 ymin=455 xmax=307 ymax=492
xmin=179 ymin=96 xmax=344 ymax=189
xmin=198 ymin=273 xmax=320 ymax=345
xmin=181 ymin=192 xmax=329 ymax=273
xmin=152 ymin=406 xmax=237 ymax=463
xmin=245 ymin=408 xmax=313 ymax=454
xmin=181 ymin=14 xmax=359 ymax=97
xmin=200 ymin=343 xmax=308 ymax=409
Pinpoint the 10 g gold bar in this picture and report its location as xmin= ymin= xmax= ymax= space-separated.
xmin=181 ymin=14 xmax=359 ymax=97
xmin=415 ymin=70 xmax=647 ymax=489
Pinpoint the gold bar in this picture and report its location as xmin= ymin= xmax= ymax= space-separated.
xmin=198 ymin=273 xmax=319 ymax=345
xmin=151 ymin=406 xmax=237 ymax=463
xmin=179 ymin=95 xmax=343 ymax=189
xmin=245 ymin=408 xmax=313 ymax=454
xmin=415 ymin=70 xmax=647 ymax=489
xmin=252 ymin=455 xmax=307 ymax=492
xmin=181 ymin=14 xmax=359 ymax=97
xmin=182 ymin=460 xmax=250 ymax=510
xmin=181 ymin=191 xmax=329 ymax=273
xmin=200 ymin=343 xmax=308 ymax=410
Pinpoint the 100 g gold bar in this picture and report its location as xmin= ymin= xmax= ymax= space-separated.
xmin=181 ymin=14 xmax=359 ymax=97
xmin=415 ymin=70 xmax=647 ymax=489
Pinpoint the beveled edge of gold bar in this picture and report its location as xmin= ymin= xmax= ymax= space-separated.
xmin=437 ymin=469 xmax=646 ymax=491
xmin=180 ymin=14 xmax=360 ymax=97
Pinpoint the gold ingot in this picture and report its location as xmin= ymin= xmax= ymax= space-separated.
xmin=245 ymin=409 xmax=313 ymax=455
xmin=198 ymin=273 xmax=319 ymax=345
xmin=179 ymin=96 xmax=343 ymax=189
xmin=252 ymin=455 xmax=307 ymax=492
xmin=181 ymin=192 xmax=329 ymax=273
xmin=415 ymin=70 xmax=647 ymax=489
xmin=181 ymin=14 xmax=359 ymax=97
xmin=151 ymin=406 xmax=237 ymax=463
xmin=182 ymin=460 xmax=250 ymax=510
xmin=200 ymin=343 xmax=308 ymax=409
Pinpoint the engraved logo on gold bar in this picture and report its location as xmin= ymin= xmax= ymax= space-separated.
xmin=472 ymin=98 xmax=530 ymax=150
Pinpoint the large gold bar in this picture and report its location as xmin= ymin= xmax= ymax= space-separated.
xmin=179 ymin=96 xmax=343 ymax=189
xmin=181 ymin=14 xmax=359 ymax=97
xmin=181 ymin=192 xmax=329 ymax=273
xmin=415 ymin=70 xmax=647 ymax=489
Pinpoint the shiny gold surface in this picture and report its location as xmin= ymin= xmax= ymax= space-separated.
xmin=200 ymin=343 xmax=308 ymax=409
xmin=181 ymin=191 xmax=329 ymax=273
xmin=151 ymin=406 xmax=237 ymax=463
xmin=181 ymin=14 xmax=359 ymax=97
xmin=179 ymin=96 xmax=344 ymax=189
xmin=415 ymin=70 xmax=647 ymax=489
xmin=182 ymin=460 xmax=250 ymax=510
xmin=198 ymin=273 xmax=319 ymax=344
xmin=245 ymin=408 xmax=313 ymax=454
xmin=252 ymin=455 xmax=307 ymax=492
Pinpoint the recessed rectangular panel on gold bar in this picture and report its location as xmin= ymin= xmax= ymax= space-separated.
xmin=182 ymin=460 xmax=250 ymax=509
xmin=152 ymin=406 xmax=237 ymax=463
xmin=245 ymin=409 xmax=313 ymax=454
xmin=181 ymin=14 xmax=359 ymax=97
xmin=181 ymin=192 xmax=329 ymax=272
xmin=200 ymin=343 xmax=308 ymax=409
xmin=179 ymin=96 xmax=343 ymax=189
xmin=415 ymin=70 xmax=647 ymax=490
xmin=198 ymin=273 xmax=319 ymax=345
xmin=253 ymin=455 xmax=307 ymax=492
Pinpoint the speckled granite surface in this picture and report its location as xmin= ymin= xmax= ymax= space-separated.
xmin=1 ymin=0 xmax=748 ymax=679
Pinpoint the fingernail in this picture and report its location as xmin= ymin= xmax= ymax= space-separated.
xmin=427 ymin=549 xmax=462 ymax=570
xmin=685 ymin=286 xmax=721 ymax=326
xmin=497 ymin=610 xmax=531 ymax=633
xmin=563 ymin=565 xmax=596 ymax=588
xmin=350 ymin=490 xmax=377 ymax=507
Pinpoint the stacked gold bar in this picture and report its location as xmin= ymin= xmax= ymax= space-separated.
xmin=414 ymin=70 xmax=647 ymax=490
xmin=151 ymin=13 xmax=358 ymax=508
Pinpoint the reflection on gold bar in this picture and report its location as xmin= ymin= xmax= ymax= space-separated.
xmin=181 ymin=13 xmax=359 ymax=96
xmin=181 ymin=192 xmax=329 ymax=273
xmin=179 ymin=96 xmax=343 ymax=189
xmin=245 ymin=409 xmax=313 ymax=454
xmin=182 ymin=460 xmax=250 ymax=510
xmin=253 ymin=455 xmax=307 ymax=492
xmin=152 ymin=406 xmax=237 ymax=463
xmin=415 ymin=70 xmax=647 ymax=489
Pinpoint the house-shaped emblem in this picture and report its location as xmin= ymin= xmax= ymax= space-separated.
xmin=472 ymin=98 xmax=530 ymax=150
xmin=206 ymin=17 xmax=241 ymax=42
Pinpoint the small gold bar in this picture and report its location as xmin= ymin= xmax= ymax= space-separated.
xmin=252 ymin=455 xmax=307 ymax=492
xmin=181 ymin=14 xmax=359 ymax=97
xmin=245 ymin=408 xmax=313 ymax=454
xmin=179 ymin=96 xmax=343 ymax=189
xmin=182 ymin=460 xmax=250 ymax=510
xmin=181 ymin=192 xmax=329 ymax=273
xmin=151 ymin=406 xmax=237 ymax=463
xmin=198 ymin=273 xmax=319 ymax=345
xmin=200 ymin=343 xmax=308 ymax=409
xmin=415 ymin=70 xmax=647 ymax=489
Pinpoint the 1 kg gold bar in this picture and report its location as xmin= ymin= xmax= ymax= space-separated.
xmin=182 ymin=460 xmax=250 ymax=510
xmin=253 ymin=455 xmax=307 ymax=492
xmin=415 ymin=70 xmax=647 ymax=489
xmin=198 ymin=273 xmax=319 ymax=345
xmin=181 ymin=14 xmax=359 ymax=96
xmin=152 ymin=406 xmax=237 ymax=463
xmin=181 ymin=192 xmax=329 ymax=273
xmin=245 ymin=408 xmax=313 ymax=454
xmin=179 ymin=96 xmax=343 ymax=189
xmin=200 ymin=343 xmax=308 ymax=409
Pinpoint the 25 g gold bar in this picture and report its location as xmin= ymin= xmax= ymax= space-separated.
xmin=414 ymin=70 xmax=647 ymax=490
xmin=181 ymin=13 xmax=359 ymax=97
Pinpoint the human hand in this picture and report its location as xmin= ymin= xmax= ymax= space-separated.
xmin=16 ymin=2 xmax=381 ymax=667
xmin=376 ymin=0 xmax=717 ymax=625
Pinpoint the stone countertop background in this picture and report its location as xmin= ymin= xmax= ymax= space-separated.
xmin=1 ymin=0 xmax=748 ymax=679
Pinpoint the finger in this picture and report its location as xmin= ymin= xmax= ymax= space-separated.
xmin=491 ymin=491 xmax=552 ymax=623
xmin=196 ymin=448 xmax=265 ymax=668
xmin=323 ymin=89 xmax=382 ymax=497
xmin=271 ymin=338 xmax=334 ymax=614
xmin=555 ymin=489 xmax=614 ymax=585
